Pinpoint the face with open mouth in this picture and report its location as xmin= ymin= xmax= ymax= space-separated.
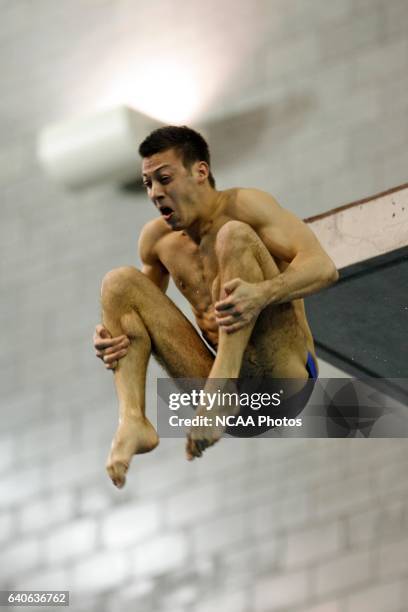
xmin=158 ymin=205 xmax=175 ymax=223
xmin=142 ymin=149 xmax=197 ymax=230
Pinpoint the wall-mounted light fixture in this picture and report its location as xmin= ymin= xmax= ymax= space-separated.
xmin=37 ymin=106 xmax=161 ymax=189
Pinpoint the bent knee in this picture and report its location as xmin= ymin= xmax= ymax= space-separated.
xmin=101 ymin=266 xmax=144 ymax=303
xmin=215 ymin=220 xmax=257 ymax=256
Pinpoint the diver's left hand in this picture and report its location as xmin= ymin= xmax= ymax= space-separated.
xmin=214 ymin=278 xmax=268 ymax=333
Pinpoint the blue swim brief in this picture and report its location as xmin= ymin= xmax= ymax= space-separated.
xmin=306 ymin=351 xmax=318 ymax=379
xmin=225 ymin=351 xmax=318 ymax=437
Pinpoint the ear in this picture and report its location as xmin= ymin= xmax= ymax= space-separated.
xmin=194 ymin=161 xmax=210 ymax=184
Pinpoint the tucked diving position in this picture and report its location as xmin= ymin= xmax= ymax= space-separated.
xmin=93 ymin=126 xmax=338 ymax=488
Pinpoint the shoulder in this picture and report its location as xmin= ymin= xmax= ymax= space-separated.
xmin=138 ymin=218 xmax=171 ymax=263
xmin=236 ymin=188 xmax=281 ymax=210
xmin=228 ymin=188 xmax=282 ymax=226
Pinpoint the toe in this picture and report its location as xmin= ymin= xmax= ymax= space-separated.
xmin=186 ymin=435 xmax=202 ymax=460
xmin=195 ymin=439 xmax=209 ymax=453
xmin=191 ymin=439 xmax=203 ymax=458
xmin=107 ymin=459 xmax=128 ymax=488
xmin=185 ymin=435 xmax=194 ymax=461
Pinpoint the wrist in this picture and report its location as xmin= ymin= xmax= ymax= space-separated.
xmin=261 ymin=276 xmax=285 ymax=305
xmin=258 ymin=280 xmax=272 ymax=307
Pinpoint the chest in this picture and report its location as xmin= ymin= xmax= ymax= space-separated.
xmin=159 ymin=233 xmax=218 ymax=297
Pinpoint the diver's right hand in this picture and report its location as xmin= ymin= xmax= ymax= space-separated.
xmin=93 ymin=324 xmax=130 ymax=370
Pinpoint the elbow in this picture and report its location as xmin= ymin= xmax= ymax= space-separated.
xmin=325 ymin=261 xmax=339 ymax=286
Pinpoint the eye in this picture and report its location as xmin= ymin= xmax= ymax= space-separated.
xmin=143 ymin=181 xmax=151 ymax=189
xmin=159 ymin=176 xmax=171 ymax=184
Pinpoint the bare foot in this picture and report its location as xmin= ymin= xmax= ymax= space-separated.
xmin=106 ymin=417 xmax=159 ymax=488
xmin=186 ymin=394 xmax=240 ymax=461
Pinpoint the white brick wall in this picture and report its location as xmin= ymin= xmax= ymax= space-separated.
xmin=345 ymin=579 xmax=405 ymax=612
xmin=254 ymin=568 xmax=311 ymax=611
xmin=0 ymin=466 xmax=44 ymax=509
xmin=132 ymin=532 xmax=189 ymax=577
xmin=45 ymin=518 xmax=98 ymax=564
xmin=314 ymin=549 xmax=373 ymax=598
xmin=303 ymin=602 xmax=344 ymax=612
xmin=48 ymin=448 xmax=106 ymax=491
xmin=101 ymin=501 xmax=161 ymax=548
xmin=14 ymin=567 xmax=70 ymax=593
xmin=377 ymin=535 xmax=408 ymax=579
xmin=69 ymin=550 xmax=129 ymax=593
xmin=284 ymin=520 xmax=343 ymax=569
xmin=1 ymin=0 xmax=408 ymax=611
xmin=0 ymin=510 xmax=14 ymax=545
xmin=164 ymin=481 xmax=218 ymax=528
xmin=314 ymin=474 xmax=375 ymax=519
xmin=0 ymin=434 xmax=14 ymax=473
xmin=0 ymin=537 xmax=42 ymax=582
xmin=18 ymin=490 xmax=75 ymax=534
xmin=195 ymin=589 xmax=250 ymax=612
xmin=18 ymin=417 xmax=74 ymax=462
xmin=191 ymin=510 xmax=248 ymax=555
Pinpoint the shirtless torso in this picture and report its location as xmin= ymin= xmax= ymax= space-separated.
xmin=140 ymin=187 xmax=316 ymax=378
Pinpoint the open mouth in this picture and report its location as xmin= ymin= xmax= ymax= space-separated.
xmin=159 ymin=206 xmax=174 ymax=221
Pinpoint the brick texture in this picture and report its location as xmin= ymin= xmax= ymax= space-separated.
xmin=1 ymin=1 xmax=408 ymax=611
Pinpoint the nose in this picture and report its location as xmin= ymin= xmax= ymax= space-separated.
xmin=150 ymin=181 xmax=165 ymax=202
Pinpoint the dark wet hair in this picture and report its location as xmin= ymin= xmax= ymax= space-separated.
xmin=138 ymin=125 xmax=215 ymax=188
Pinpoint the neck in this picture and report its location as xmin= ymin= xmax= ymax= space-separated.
xmin=185 ymin=187 xmax=223 ymax=244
